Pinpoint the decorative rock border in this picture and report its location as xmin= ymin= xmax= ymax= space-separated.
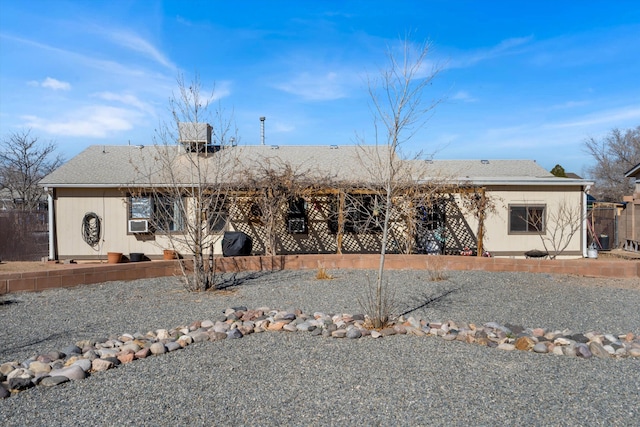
xmin=2 ymin=307 xmax=639 ymax=398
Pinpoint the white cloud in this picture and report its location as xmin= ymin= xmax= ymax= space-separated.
xmin=92 ymin=91 xmax=150 ymax=112
xmin=212 ymin=81 xmax=232 ymax=101
xmin=272 ymin=121 xmax=295 ymax=133
xmin=451 ymin=91 xmax=477 ymax=102
xmin=106 ymin=30 xmax=175 ymax=70
xmin=22 ymin=105 xmax=141 ymax=137
xmin=6 ymin=34 xmax=169 ymax=81
xmin=545 ymin=106 xmax=640 ymax=129
xmin=548 ymin=100 xmax=590 ymax=110
xmin=448 ymin=36 xmax=534 ymax=69
xmin=275 ymin=71 xmax=347 ymax=101
xmin=27 ymin=77 xmax=71 ymax=90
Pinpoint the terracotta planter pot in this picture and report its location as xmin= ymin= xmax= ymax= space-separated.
xmin=163 ymin=249 xmax=176 ymax=260
xmin=107 ymin=252 xmax=122 ymax=264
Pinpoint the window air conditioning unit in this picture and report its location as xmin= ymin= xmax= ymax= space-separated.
xmin=128 ymin=219 xmax=149 ymax=233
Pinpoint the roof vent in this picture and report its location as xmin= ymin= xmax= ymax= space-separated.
xmin=271 ymin=145 xmax=279 ymax=150
xmin=481 ymin=159 xmax=490 ymax=164
xmin=330 ymin=145 xmax=339 ymax=149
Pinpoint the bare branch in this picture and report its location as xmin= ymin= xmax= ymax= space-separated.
xmin=0 ymin=129 xmax=63 ymax=211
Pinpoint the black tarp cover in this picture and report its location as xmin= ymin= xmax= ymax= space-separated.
xmin=222 ymin=231 xmax=252 ymax=256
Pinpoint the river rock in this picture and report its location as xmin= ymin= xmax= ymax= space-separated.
xmin=497 ymin=343 xmax=515 ymax=351
xmin=8 ymin=368 xmax=33 ymax=380
xmin=227 ymin=328 xmax=243 ymax=339
xmin=568 ymin=334 xmax=589 ymax=344
xmin=627 ymin=347 xmax=640 ymax=357
xmin=49 ymin=365 xmax=86 ymax=381
xmin=331 ymin=329 xmax=347 ymax=338
xmin=0 ymin=362 xmax=18 ymax=376
xmin=47 ymin=351 xmax=66 ymax=361
xmin=532 ymin=342 xmax=548 ymax=354
xmin=208 ymin=331 xmax=227 ymax=341
xmin=117 ymin=353 xmax=135 ymax=364
xmin=380 ymin=328 xmax=396 ymax=337
xmin=39 ymin=376 xmax=70 ymax=387
xmin=149 ymin=343 xmax=166 ymax=355
xmin=9 ymin=377 xmax=34 ymax=391
xmin=346 ymin=328 xmax=362 ymax=339
xmin=165 ymin=341 xmax=182 ymax=352
xmin=588 ymin=341 xmax=610 ymax=359
xmin=71 ymin=358 xmax=92 ymax=372
xmin=575 ymin=343 xmax=592 ymax=359
xmin=83 ymin=350 xmax=99 ymax=361
xmin=515 ymin=336 xmax=535 ymax=351
xmin=61 ymin=344 xmax=82 ymax=356
xmin=296 ymin=322 xmax=315 ymax=332
xmin=283 ymin=323 xmax=298 ymax=332
xmin=92 ymin=358 xmax=114 ymax=372
xmin=135 ymin=348 xmax=151 ymax=359
xmin=121 ymin=343 xmax=141 ymax=353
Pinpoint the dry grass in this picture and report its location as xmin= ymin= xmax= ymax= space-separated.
xmin=426 ymin=255 xmax=450 ymax=281
xmin=315 ymin=262 xmax=334 ymax=280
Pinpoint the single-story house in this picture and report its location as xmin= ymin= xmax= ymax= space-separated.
xmin=40 ymin=134 xmax=594 ymax=261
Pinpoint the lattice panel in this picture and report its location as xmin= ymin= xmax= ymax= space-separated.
xmin=227 ymin=193 xmax=477 ymax=255
xmin=229 ymin=196 xmax=342 ymax=255
xmin=441 ymin=195 xmax=477 ymax=254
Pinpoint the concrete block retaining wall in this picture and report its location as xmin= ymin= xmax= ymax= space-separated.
xmin=1 ymin=255 xmax=638 ymax=295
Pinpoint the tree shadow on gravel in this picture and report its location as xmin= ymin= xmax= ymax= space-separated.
xmin=215 ymin=270 xmax=285 ymax=291
xmin=399 ymin=284 xmax=460 ymax=318
xmin=0 ymin=326 xmax=99 ymax=358
xmin=0 ymin=298 xmax=21 ymax=307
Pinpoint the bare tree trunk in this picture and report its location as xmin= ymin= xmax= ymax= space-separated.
xmin=359 ymin=36 xmax=442 ymax=328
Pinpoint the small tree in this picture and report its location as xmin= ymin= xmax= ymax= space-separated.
xmin=584 ymin=126 xmax=640 ymax=201
xmin=550 ymin=164 xmax=567 ymax=178
xmin=529 ymin=198 xmax=584 ymax=259
xmin=357 ymin=37 xmax=442 ymax=328
xmin=131 ymin=75 xmax=240 ymax=291
xmin=241 ymin=157 xmax=328 ymax=256
xmin=460 ymin=187 xmax=500 ymax=256
xmin=0 ymin=129 xmax=63 ymax=211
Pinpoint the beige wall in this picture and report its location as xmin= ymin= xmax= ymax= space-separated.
xmin=53 ymin=188 xmax=225 ymax=259
xmin=478 ymin=185 xmax=585 ymax=258
xmin=53 ymin=185 xmax=587 ymax=260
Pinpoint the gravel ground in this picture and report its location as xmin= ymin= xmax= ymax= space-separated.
xmin=1 ymin=269 xmax=639 ymax=426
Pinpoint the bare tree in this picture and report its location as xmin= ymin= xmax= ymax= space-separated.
xmin=584 ymin=126 xmax=640 ymax=202
xmin=0 ymin=129 xmax=63 ymax=211
xmin=461 ymin=187 xmax=500 ymax=256
xmin=357 ymin=37 xmax=442 ymax=328
xmin=530 ymin=199 xmax=584 ymax=259
xmin=241 ymin=157 xmax=329 ymax=256
xmin=131 ymin=75 xmax=240 ymax=291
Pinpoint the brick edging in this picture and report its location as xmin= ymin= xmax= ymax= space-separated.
xmin=1 ymin=255 xmax=638 ymax=295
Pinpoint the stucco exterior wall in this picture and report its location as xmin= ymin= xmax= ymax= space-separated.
xmin=53 ymin=188 xmax=226 ymax=259
xmin=52 ymin=185 xmax=587 ymax=260
xmin=479 ymin=185 xmax=585 ymax=257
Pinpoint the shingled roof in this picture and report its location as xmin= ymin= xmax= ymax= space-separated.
xmin=40 ymin=144 xmax=590 ymax=188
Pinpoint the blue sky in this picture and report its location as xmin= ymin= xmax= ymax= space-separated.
xmin=1 ymin=1 xmax=639 ymax=175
